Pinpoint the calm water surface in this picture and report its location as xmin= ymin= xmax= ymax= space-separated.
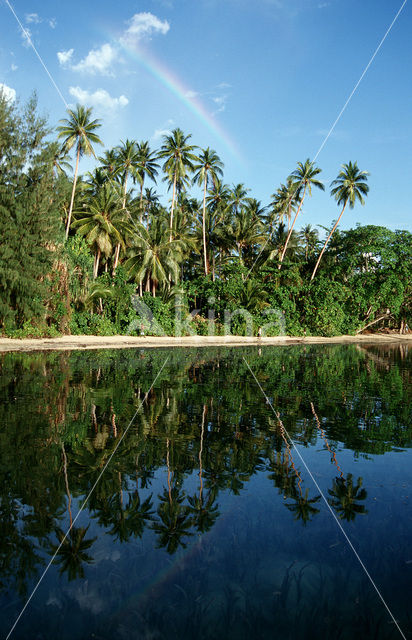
xmin=0 ymin=344 xmax=411 ymax=639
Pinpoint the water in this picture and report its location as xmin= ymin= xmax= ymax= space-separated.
xmin=0 ymin=344 xmax=411 ymax=639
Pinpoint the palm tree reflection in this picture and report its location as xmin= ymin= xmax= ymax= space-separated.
xmin=328 ymin=474 xmax=367 ymax=521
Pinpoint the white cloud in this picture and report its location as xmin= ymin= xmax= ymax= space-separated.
xmin=25 ymin=13 xmax=41 ymax=24
xmin=152 ymin=119 xmax=174 ymax=140
xmin=21 ymin=27 xmax=32 ymax=48
xmin=58 ymin=12 xmax=169 ymax=78
xmin=49 ymin=18 xmax=57 ymax=28
xmin=212 ymin=94 xmax=228 ymax=114
xmin=152 ymin=127 xmax=172 ymax=140
xmin=57 ymin=48 xmax=74 ymax=66
xmin=11 ymin=63 xmax=18 ymax=71
xmin=0 ymin=83 xmax=16 ymax=102
xmin=185 ymin=90 xmax=198 ymax=100
xmin=120 ymin=12 xmax=170 ymax=48
xmin=217 ymin=82 xmax=232 ymax=89
xmin=69 ymin=86 xmax=129 ymax=112
xmin=71 ymin=43 xmax=118 ymax=76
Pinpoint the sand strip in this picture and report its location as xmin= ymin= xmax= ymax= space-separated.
xmin=0 ymin=334 xmax=411 ymax=353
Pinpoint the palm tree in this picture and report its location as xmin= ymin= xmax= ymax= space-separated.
xmin=228 ymin=207 xmax=265 ymax=273
xmin=112 ymin=139 xmax=141 ymax=267
xmin=232 ymin=280 xmax=270 ymax=312
xmin=57 ymin=104 xmax=103 ymax=239
xmin=286 ymin=488 xmax=321 ymax=525
xmin=124 ymin=217 xmax=185 ymax=296
xmin=192 ymin=148 xmax=224 ymax=275
xmin=136 ymin=141 xmax=159 ymax=219
xmin=158 ymin=128 xmax=198 ymax=241
xmin=98 ymin=148 xmax=120 ymax=181
xmin=116 ymin=139 xmax=140 ymax=208
xmin=227 ymin=183 xmax=250 ymax=222
xmin=206 ymin=177 xmax=231 ymax=220
xmin=328 ymin=473 xmax=367 ymax=521
xmin=279 ymin=159 xmax=324 ymax=268
xmin=73 ymin=183 xmax=130 ymax=277
xmin=269 ymin=176 xmax=299 ymax=233
xmin=299 ymin=224 xmax=319 ymax=261
xmin=311 ymin=161 xmax=369 ymax=280
xmin=50 ymin=142 xmax=72 ymax=178
xmin=52 ymin=525 xmax=96 ymax=580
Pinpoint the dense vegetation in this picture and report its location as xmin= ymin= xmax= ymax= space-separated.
xmin=0 ymin=93 xmax=411 ymax=337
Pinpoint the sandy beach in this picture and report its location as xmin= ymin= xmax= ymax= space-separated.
xmin=0 ymin=333 xmax=411 ymax=353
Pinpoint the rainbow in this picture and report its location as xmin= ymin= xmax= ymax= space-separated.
xmin=117 ymin=40 xmax=243 ymax=163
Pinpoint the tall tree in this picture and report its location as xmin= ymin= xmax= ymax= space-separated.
xmin=57 ymin=104 xmax=103 ymax=239
xmin=0 ymin=93 xmax=63 ymax=329
xmin=311 ymin=161 xmax=369 ymax=280
xmin=299 ymin=224 xmax=319 ymax=261
xmin=124 ymin=217 xmax=185 ymax=296
xmin=158 ymin=128 xmax=198 ymax=241
xmin=192 ymin=148 xmax=224 ymax=275
xmin=116 ymin=139 xmax=140 ymax=208
xmin=72 ymin=183 xmax=130 ymax=277
xmin=269 ymin=176 xmax=299 ymax=233
xmin=279 ymin=159 xmax=324 ymax=268
xmin=136 ymin=141 xmax=159 ymax=219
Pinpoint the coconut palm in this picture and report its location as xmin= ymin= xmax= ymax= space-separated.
xmin=158 ymin=128 xmax=198 ymax=241
xmin=140 ymin=187 xmax=160 ymax=227
xmin=227 ymin=183 xmax=250 ymax=221
xmin=328 ymin=473 xmax=367 ymax=521
xmin=192 ymin=148 xmax=224 ymax=275
xmin=124 ymin=217 xmax=185 ymax=296
xmin=72 ymin=183 xmax=130 ymax=277
xmin=57 ymin=104 xmax=103 ymax=239
xmin=299 ymin=224 xmax=319 ymax=261
xmin=227 ymin=207 xmax=265 ymax=271
xmin=232 ymin=280 xmax=270 ymax=312
xmin=286 ymin=488 xmax=321 ymax=525
xmin=136 ymin=141 xmax=159 ymax=219
xmin=98 ymin=148 xmax=120 ymax=181
xmin=311 ymin=162 xmax=369 ymax=280
xmin=269 ymin=176 xmax=300 ymax=233
xmin=52 ymin=525 xmax=96 ymax=581
xmin=279 ymin=159 xmax=324 ymax=268
xmin=50 ymin=142 xmax=72 ymax=178
xmin=206 ymin=177 xmax=231 ymax=220
xmin=115 ymin=139 xmax=141 ymax=208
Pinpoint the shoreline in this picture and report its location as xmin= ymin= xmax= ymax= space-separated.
xmin=0 ymin=333 xmax=411 ymax=353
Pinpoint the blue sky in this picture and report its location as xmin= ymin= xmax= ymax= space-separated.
xmin=0 ymin=0 xmax=410 ymax=233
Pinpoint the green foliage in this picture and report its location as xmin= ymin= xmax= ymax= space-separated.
xmin=2 ymin=89 xmax=411 ymax=339
xmin=0 ymin=94 xmax=64 ymax=330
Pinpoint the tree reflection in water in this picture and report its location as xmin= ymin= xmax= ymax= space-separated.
xmin=0 ymin=344 xmax=410 ymax=605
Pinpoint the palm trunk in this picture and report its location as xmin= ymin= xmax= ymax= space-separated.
xmin=169 ymin=173 xmax=176 ymax=242
xmin=202 ymin=178 xmax=209 ymax=275
xmin=310 ymin=201 xmax=347 ymax=281
xmin=278 ymin=185 xmax=307 ymax=269
xmin=65 ymin=146 xmax=80 ymax=240
xmin=199 ymin=404 xmax=206 ymax=503
xmin=152 ymin=279 xmax=156 ymax=297
xmin=93 ymin=248 xmax=101 ymax=279
xmin=62 ymin=444 xmax=73 ymax=528
xmin=122 ymin=172 xmax=128 ymax=209
xmin=113 ymin=243 xmax=121 ymax=275
xmin=139 ymin=179 xmax=144 ymax=224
